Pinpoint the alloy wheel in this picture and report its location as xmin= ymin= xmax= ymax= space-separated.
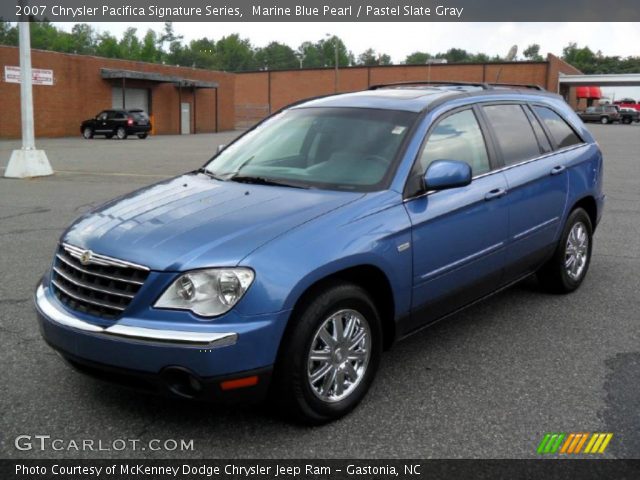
xmin=307 ymin=309 xmax=371 ymax=403
xmin=565 ymin=221 xmax=589 ymax=280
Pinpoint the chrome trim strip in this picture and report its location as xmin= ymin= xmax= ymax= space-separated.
xmin=36 ymin=285 xmax=237 ymax=348
xmin=62 ymin=243 xmax=150 ymax=271
xmin=404 ymin=143 xmax=588 ymax=203
xmin=513 ymin=216 xmax=560 ymax=240
xmin=53 ymin=266 xmax=135 ymax=299
xmin=56 ymin=253 xmax=145 ymax=285
xmin=51 ymin=279 xmax=126 ymax=311
xmin=420 ymin=242 xmax=504 ymax=281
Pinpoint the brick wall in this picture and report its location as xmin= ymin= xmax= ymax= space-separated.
xmin=235 ymin=59 xmax=582 ymax=128
xmin=0 ymin=46 xmax=235 ymax=138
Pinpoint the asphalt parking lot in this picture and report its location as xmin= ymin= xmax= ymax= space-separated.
xmin=1 ymin=125 xmax=638 ymax=459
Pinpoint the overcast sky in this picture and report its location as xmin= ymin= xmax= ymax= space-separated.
xmin=54 ymin=22 xmax=640 ymax=99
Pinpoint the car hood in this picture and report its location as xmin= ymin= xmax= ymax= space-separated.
xmin=63 ymin=173 xmax=363 ymax=271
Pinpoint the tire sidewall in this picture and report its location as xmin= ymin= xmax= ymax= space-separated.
xmin=282 ymin=284 xmax=382 ymax=423
xmin=82 ymin=127 xmax=93 ymax=139
xmin=116 ymin=127 xmax=127 ymax=139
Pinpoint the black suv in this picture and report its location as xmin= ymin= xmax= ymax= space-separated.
xmin=81 ymin=109 xmax=151 ymax=140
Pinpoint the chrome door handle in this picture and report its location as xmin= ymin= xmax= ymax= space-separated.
xmin=484 ymin=188 xmax=507 ymax=201
xmin=550 ymin=165 xmax=566 ymax=175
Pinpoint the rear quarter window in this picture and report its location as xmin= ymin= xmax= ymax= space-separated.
xmin=533 ymin=106 xmax=582 ymax=150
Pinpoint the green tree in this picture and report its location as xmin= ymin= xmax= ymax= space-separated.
xmin=140 ymin=29 xmax=161 ymax=63
xmin=523 ymin=44 xmax=543 ymax=61
xmin=215 ymin=34 xmax=257 ymax=71
xmin=118 ymin=28 xmax=141 ymax=60
xmin=405 ymin=51 xmax=432 ymax=64
xmin=357 ymin=48 xmax=392 ymax=66
xmin=318 ymin=36 xmax=353 ymax=67
xmin=297 ymin=41 xmax=324 ymax=68
xmin=188 ymin=38 xmax=218 ymax=69
xmin=0 ymin=21 xmax=18 ymax=46
xmin=436 ymin=48 xmax=471 ymax=63
xmin=69 ymin=24 xmax=96 ymax=54
xmin=95 ymin=32 xmax=121 ymax=58
xmin=255 ymin=41 xmax=299 ymax=70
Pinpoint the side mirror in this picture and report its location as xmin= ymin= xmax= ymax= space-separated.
xmin=424 ymin=160 xmax=472 ymax=191
xmin=217 ymin=144 xmax=226 ymax=153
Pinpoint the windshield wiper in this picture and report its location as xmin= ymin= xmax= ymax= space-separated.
xmin=227 ymin=175 xmax=309 ymax=189
xmin=197 ymin=168 xmax=225 ymax=181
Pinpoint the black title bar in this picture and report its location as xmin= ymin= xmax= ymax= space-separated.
xmin=3 ymin=0 xmax=640 ymax=22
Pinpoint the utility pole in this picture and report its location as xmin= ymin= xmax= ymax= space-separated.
xmin=5 ymin=21 xmax=53 ymax=178
xmin=326 ymin=33 xmax=339 ymax=93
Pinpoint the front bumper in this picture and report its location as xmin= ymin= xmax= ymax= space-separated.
xmin=35 ymin=283 xmax=290 ymax=400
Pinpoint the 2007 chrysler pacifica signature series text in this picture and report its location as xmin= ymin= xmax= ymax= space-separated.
xmin=36 ymin=82 xmax=604 ymax=423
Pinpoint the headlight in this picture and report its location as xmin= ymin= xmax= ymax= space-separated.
xmin=154 ymin=268 xmax=254 ymax=318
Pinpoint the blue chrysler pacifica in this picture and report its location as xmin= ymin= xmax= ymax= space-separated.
xmin=36 ymin=82 xmax=604 ymax=423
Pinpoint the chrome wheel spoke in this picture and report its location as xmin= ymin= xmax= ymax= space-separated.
xmin=307 ymin=308 xmax=371 ymax=403
xmin=565 ymin=221 xmax=589 ymax=280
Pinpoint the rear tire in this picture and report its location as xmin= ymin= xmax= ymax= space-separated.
xmin=600 ymin=116 xmax=609 ymax=124
xmin=537 ymin=208 xmax=593 ymax=294
xmin=82 ymin=127 xmax=93 ymax=139
xmin=271 ymin=282 xmax=382 ymax=424
xmin=137 ymin=133 xmax=148 ymax=139
xmin=116 ymin=127 xmax=127 ymax=140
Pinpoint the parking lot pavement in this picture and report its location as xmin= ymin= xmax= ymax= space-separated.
xmin=1 ymin=125 xmax=638 ymax=459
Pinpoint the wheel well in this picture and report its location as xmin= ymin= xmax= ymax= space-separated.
xmin=571 ymin=196 xmax=598 ymax=231
xmin=290 ymin=266 xmax=396 ymax=350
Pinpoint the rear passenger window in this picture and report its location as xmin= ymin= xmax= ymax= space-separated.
xmin=533 ymin=106 xmax=582 ymax=149
xmin=483 ymin=104 xmax=541 ymax=165
xmin=419 ymin=109 xmax=490 ymax=176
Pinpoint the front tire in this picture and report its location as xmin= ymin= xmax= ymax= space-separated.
xmin=116 ymin=127 xmax=127 ymax=140
xmin=600 ymin=116 xmax=609 ymax=124
xmin=137 ymin=133 xmax=148 ymax=139
xmin=537 ymin=208 xmax=593 ymax=293
xmin=82 ymin=127 xmax=93 ymax=139
xmin=271 ymin=282 xmax=382 ymax=424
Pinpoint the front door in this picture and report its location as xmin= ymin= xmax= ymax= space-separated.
xmin=403 ymin=108 xmax=509 ymax=334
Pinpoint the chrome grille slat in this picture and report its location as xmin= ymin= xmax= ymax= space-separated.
xmin=51 ymin=279 xmax=126 ymax=312
xmin=50 ymin=244 xmax=150 ymax=319
xmin=52 ymin=266 xmax=135 ymax=299
xmin=55 ymin=253 xmax=144 ymax=285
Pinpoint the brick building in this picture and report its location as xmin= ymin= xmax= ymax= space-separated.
xmin=0 ymin=46 xmax=580 ymax=138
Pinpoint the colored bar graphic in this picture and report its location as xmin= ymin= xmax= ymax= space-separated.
xmin=538 ymin=433 xmax=613 ymax=455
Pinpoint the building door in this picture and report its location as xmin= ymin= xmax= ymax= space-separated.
xmin=112 ymin=87 xmax=150 ymax=113
xmin=181 ymin=102 xmax=191 ymax=134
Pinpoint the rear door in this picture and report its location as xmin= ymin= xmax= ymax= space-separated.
xmin=403 ymin=107 xmax=510 ymax=333
xmin=480 ymin=103 xmax=571 ymax=280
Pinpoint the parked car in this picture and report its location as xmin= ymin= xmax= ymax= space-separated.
xmin=37 ymin=82 xmax=604 ymax=423
xmin=81 ymin=109 xmax=151 ymax=140
xmin=577 ymin=105 xmax=620 ymax=124
xmin=617 ymin=107 xmax=640 ymax=124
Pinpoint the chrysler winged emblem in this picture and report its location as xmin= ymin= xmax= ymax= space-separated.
xmin=80 ymin=250 xmax=93 ymax=265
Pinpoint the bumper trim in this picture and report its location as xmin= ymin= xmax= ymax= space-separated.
xmin=36 ymin=284 xmax=237 ymax=348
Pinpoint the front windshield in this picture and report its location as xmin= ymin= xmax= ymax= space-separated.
xmin=204 ymin=107 xmax=417 ymax=190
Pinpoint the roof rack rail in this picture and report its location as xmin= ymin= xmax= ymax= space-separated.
xmin=368 ymin=81 xmax=491 ymax=90
xmin=488 ymin=83 xmax=545 ymax=91
xmin=368 ymin=81 xmax=546 ymax=91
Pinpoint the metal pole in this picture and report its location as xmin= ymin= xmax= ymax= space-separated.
xmin=334 ymin=40 xmax=339 ymax=93
xmin=5 ymin=21 xmax=52 ymax=178
xmin=19 ymin=22 xmax=35 ymax=150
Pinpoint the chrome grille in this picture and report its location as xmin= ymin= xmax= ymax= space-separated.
xmin=51 ymin=244 xmax=149 ymax=319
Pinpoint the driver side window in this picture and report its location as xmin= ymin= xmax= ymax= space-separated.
xmin=419 ymin=109 xmax=490 ymax=176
